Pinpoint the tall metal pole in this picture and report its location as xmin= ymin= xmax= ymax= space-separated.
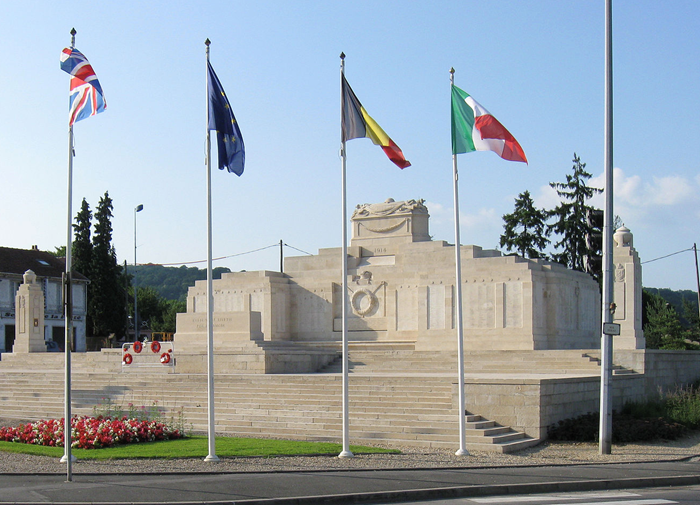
xmin=450 ymin=68 xmax=468 ymax=457
xmin=338 ymin=52 xmax=353 ymax=459
xmin=61 ymin=27 xmax=76 ymax=482
xmin=204 ymin=38 xmax=219 ymax=463
xmin=694 ymin=243 xmax=700 ymax=326
xmin=599 ymin=0 xmax=614 ymax=455
xmin=133 ymin=204 xmax=143 ymax=341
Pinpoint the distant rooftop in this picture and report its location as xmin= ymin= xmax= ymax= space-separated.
xmin=0 ymin=246 xmax=87 ymax=281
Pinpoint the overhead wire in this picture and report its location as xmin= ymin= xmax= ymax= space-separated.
xmin=641 ymin=246 xmax=694 ymax=265
xmin=143 ymin=242 xmax=313 ymax=267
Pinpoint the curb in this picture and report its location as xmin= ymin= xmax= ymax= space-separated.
xmin=196 ymin=474 xmax=700 ymax=505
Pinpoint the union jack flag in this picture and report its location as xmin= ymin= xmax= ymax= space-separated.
xmin=60 ymin=47 xmax=106 ymax=126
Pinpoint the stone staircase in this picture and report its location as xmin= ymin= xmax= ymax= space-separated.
xmin=317 ymin=345 xmax=630 ymax=376
xmin=0 ymin=345 xmax=640 ymax=452
xmin=0 ymin=355 xmax=539 ymax=452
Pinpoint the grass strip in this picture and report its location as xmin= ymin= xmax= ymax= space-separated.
xmin=0 ymin=436 xmax=398 ymax=460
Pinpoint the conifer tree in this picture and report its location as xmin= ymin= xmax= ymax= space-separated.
xmin=89 ymin=192 xmax=127 ymax=338
xmin=72 ymin=198 xmax=93 ymax=280
xmin=548 ymin=153 xmax=602 ymax=272
xmin=499 ymin=190 xmax=550 ymax=259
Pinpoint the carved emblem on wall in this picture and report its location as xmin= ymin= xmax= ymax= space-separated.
xmin=351 ymin=288 xmax=378 ymax=317
xmin=348 ymin=279 xmax=386 ymax=318
xmin=615 ymin=263 xmax=625 ymax=282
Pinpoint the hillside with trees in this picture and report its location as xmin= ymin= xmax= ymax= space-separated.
xmin=128 ymin=264 xmax=232 ymax=301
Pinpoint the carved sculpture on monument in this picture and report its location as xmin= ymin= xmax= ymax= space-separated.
xmin=13 ymin=270 xmax=46 ymax=353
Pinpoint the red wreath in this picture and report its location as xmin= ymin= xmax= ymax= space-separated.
xmin=160 ymin=352 xmax=171 ymax=364
xmin=150 ymin=341 xmax=161 ymax=353
xmin=132 ymin=341 xmax=143 ymax=353
xmin=123 ymin=353 xmax=133 ymax=365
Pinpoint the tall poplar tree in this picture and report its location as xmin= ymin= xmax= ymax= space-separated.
xmin=499 ymin=190 xmax=550 ymax=259
xmin=89 ymin=192 xmax=127 ymax=338
xmin=548 ymin=153 xmax=602 ymax=272
xmin=72 ymin=198 xmax=93 ymax=279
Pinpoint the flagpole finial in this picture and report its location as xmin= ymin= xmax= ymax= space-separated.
xmin=70 ymin=28 xmax=76 ymax=48
xmin=70 ymin=28 xmax=76 ymax=36
xmin=205 ymin=38 xmax=211 ymax=46
xmin=340 ymin=52 xmax=345 ymax=60
xmin=450 ymin=67 xmax=455 ymax=75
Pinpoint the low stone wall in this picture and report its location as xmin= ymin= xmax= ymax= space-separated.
xmin=456 ymin=351 xmax=700 ymax=441
xmin=641 ymin=350 xmax=700 ymax=396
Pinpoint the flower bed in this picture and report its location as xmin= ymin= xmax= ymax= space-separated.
xmin=0 ymin=416 xmax=183 ymax=449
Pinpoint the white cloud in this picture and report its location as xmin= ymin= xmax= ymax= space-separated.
xmin=425 ymin=201 xmax=501 ymax=246
xmin=533 ymin=183 xmax=561 ymax=210
xmin=426 ymin=200 xmax=500 ymax=230
xmin=460 ymin=208 xmax=500 ymax=230
xmin=589 ymin=168 xmax=698 ymax=208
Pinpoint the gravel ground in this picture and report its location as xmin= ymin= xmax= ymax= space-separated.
xmin=1 ymin=424 xmax=699 ymax=474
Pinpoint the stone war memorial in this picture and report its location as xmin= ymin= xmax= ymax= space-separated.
xmin=1 ymin=198 xmax=699 ymax=452
xmin=174 ymin=198 xmax=642 ymax=369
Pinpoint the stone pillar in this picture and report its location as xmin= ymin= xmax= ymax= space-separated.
xmin=13 ymin=270 xmax=46 ymax=353
xmin=612 ymin=226 xmax=645 ymax=349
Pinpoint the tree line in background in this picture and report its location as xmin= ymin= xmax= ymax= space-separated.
xmin=129 ymin=264 xmax=231 ymax=301
xmin=499 ymin=152 xmax=700 ymax=350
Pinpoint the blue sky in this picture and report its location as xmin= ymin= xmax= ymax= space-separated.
xmin=1 ymin=1 xmax=698 ymax=291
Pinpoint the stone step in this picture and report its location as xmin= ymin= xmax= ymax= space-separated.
xmin=0 ymin=358 xmax=542 ymax=453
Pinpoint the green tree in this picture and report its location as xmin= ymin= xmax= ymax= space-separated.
xmin=89 ymin=192 xmax=127 ymax=338
xmin=48 ymin=246 xmax=67 ymax=257
xmin=681 ymin=298 xmax=700 ymax=343
xmin=644 ymin=293 xmax=690 ymax=350
xmin=128 ymin=287 xmax=186 ymax=334
xmin=153 ymin=299 xmax=186 ymax=333
xmin=132 ymin=286 xmax=162 ymax=329
xmin=72 ymin=198 xmax=93 ymax=279
xmin=499 ymin=190 xmax=550 ymax=259
xmin=548 ymin=153 xmax=602 ymax=272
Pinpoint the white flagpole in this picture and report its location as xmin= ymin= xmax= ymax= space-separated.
xmin=60 ymin=27 xmax=76 ymax=482
xmin=450 ymin=68 xmax=468 ymax=457
xmin=599 ymin=0 xmax=614 ymax=455
xmin=204 ymin=38 xmax=219 ymax=463
xmin=338 ymin=52 xmax=353 ymax=459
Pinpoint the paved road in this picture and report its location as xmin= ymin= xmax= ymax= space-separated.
xmin=394 ymin=486 xmax=700 ymax=504
xmin=1 ymin=460 xmax=700 ymax=505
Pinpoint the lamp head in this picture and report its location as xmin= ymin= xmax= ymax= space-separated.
xmin=135 ymin=204 xmax=144 ymax=212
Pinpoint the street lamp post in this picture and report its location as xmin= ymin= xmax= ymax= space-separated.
xmin=134 ymin=204 xmax=143 ymax=341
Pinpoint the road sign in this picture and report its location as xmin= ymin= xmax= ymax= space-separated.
xmin=603 ymin=322 xmax=620 ymax=336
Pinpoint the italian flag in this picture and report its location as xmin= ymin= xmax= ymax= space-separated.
xmin=451 ymin=85 xmax=527 ymax=164
xmin=342 ymin=75 xmax=411 ymax=169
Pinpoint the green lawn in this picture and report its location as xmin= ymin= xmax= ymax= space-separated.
xmin=0 ymin=436 xmax=399 ymax=460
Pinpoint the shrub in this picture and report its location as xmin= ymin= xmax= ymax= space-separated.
xmin=663 ymin=383 xmax=700 ymax=429
xmin=547 ymin=411 xmax=688 ymax=443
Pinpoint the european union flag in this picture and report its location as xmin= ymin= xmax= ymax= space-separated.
xmin=207 ymin=61 xmax=245 ymax=176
